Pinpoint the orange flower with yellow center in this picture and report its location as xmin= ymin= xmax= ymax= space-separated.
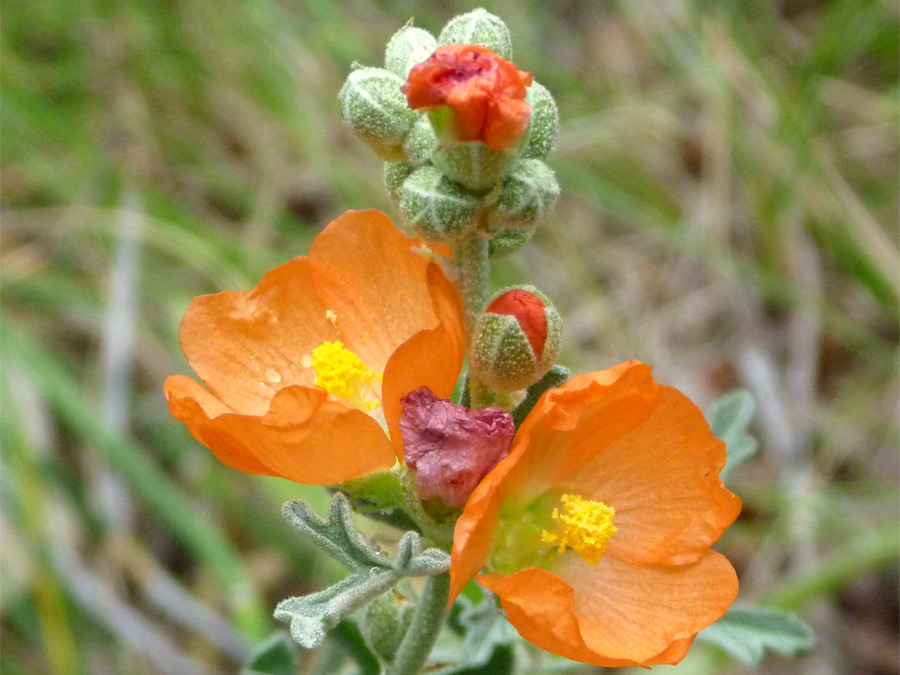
xmin=450 ymin=361 xmax=742 ymax=667
xmin=164 ymin=210 xmax=465 ymax=485
xmin=403 ymin=44 xmax=533 ymax=151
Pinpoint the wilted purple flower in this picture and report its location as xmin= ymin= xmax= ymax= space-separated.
xmin=399 ymin=387 xmax=515 ymax=508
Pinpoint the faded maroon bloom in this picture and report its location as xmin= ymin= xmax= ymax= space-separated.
xmin=403 ymin=44 xmax=533 ymax=151
xmin=399 ymin=386 xmax=515 ymax=508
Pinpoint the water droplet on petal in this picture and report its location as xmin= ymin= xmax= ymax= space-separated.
xmin=264 ymin=368 xmax=282 ymax=384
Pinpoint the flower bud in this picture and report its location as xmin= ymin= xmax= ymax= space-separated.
xmin=404 ymin=115 xmax=437 ymax=166
xmin=339 ymin=67 xmax=416 ymax=161
xmin=469 ymin=287 xmax=561 ymax=392
xmin=403 ymin=45 xmax=532 ymax=152
xmin=432 ymin=142 xmax=515 ymax=192
xmin=384 ymin=161 xmax=414 ymax=202
xmin=493 ymin=158 xmax=559 ymax=226
xmin=399 ymin=165 xmax=479 ymax=241
xmin=488 ymin=225 xmax=536 ymax=260
xmin=363 ymin=591 xmax=413 ymax=662
xmin=522 ymin=82 xmax=560 ymax=160
xmin=438 ymin=8 xmax=513 ymax=61
xmin=385 ymin=24 xmax=437 ymax=78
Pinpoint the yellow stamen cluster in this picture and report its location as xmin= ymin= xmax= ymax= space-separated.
xmin=541 ymin=493 xmax=616 ymax=565
xmin=310 ymin=341 xmax=382 ymax=412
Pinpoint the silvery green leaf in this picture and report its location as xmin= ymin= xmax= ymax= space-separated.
xmin=241 ymin=632 xmax=298 ymax=675
xmin=707 ymin=389 xmax=759 ymax=482
xmin=275 ymin=570 xmax=399 ymax=649
xmin=698 ymin=604 xmax=815 ymax=665
xmin=394 ymin=532 xmax=451 ymax=576
xmin=278 ymin=495 xmax=451 ymax=649
xmin=282 ymin=494 xmax=390 ymax=572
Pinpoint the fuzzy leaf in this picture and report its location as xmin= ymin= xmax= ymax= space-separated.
xmin=275 ymin=570 xmax=399 ymax=649
xmin=698 ymin=604 xmax=815 ymax=665
xmin=277 ymin=495 xmax=451 ymax=649
xmin=707 ymin=389 xmax=758 ymax=481
xmin=282 ymin=494 xmax=390 ymax=572
xmin=394 ymin=531 xmax=452 ymax=575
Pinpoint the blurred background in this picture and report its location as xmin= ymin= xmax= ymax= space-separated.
xmin=2 ymin=0 xmax=897 ymax=673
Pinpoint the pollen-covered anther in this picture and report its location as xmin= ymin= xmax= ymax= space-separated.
xmin=541 ymin=493 xmax=617 ymax=565
xmin=311 ymin=341 xmax=382 ymax=412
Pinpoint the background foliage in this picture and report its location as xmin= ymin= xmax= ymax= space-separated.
xmin=2 ymin=0 xmax=897 ymax=673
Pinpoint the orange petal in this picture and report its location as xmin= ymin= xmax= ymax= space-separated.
xmin=178 ymin=258 xmax=337 ymax=415
xmin=309 ymin=210 xmax=444 ymax=373
xmin=404 ymin=45 xmax=532 ymax=150
xmin=165 ymin=374 xmax=275 ymax=476
xmin=490 ymin=362 xmax=660 ymax=504
xmin=383 ymin=264 xmax=466 ymax=459
xmin=449 ymin=361 xmax=658 ymax=603
xmin=167 ymin=381 xmax=397 ymax=484
xmin=560 ymin=385 xmax=742 ymax=566
xmin=645 ymin=635 xmax=696 ymax=665
xmin=559 ymin=550 xmax=737 ymax=662
xmin=480 ymin=550 xmax=737 ymax=666
xmin=483 ymin=96 xmax=531 ymax=151
xmin=448 ymin=458 xmax=512 ymax=605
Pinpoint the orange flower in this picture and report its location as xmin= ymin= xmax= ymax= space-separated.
xmin=449 ymin=361 xmax=742 ymax=667
xmin=164 ymin=210 xmax=465 ymax=485
xmin=403 ymin=45 xmax=533 ymax=151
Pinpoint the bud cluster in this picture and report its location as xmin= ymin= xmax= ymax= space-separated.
xmin=338 ymin=9 xmax=560 ymax=250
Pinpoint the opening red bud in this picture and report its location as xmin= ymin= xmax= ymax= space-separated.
xmin=487 ymin=289 xmax=548 ymax=357
xmin=469 ymin=286 xmax=561 ymax=393
xmin=402 ymin=45 xmax=533 ymax=151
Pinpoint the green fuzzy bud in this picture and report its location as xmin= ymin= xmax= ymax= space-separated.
xmin=489 ymin=226 xmax=536 ymax=260
xmin=469 ymin=286 xmax=562 ymax=392
xmin=494 ymin=158 xmax=559 ymax=225
xmin=404 ymin=115 xmax=437 ymax=166
xmin=522 ymin=82 xmax=560 ymax=160
xmin=384 ymin=161 xmax=414 ymax=202
xmin=439 ymin=8 xmax=513 ymax=60
xmin=364 ymin=592 xmax=406 ymax=663
xmin=399 ymin=165 xmax=480 ymax=241
xmin=339 ymin=67 xmax=416 ymax=161
xmin=385 ymin=24 xmax=437 ymax=78
xmin=432 ymin=142 xmax=515 ymax=192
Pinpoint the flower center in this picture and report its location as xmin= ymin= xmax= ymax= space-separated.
xmin=310 ymin=341 xmax=382 ymax=412
xmin=541 ymin=493 xmax=616 ymax=565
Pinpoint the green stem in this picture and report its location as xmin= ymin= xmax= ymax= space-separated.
xmin=452 ymin=225 xmax=490 ymax=339
xmin=387 ymin=573 xmax=451 ymax=675
xmin=453 ymin=219 xmax=493 ymax=408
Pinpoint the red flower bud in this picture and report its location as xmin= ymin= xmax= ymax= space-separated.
xmin=486 ymin=288 xmax=548 ymax=358
xmin=402 ymin=45 xmax=533 ymax=151
xmin=470 ymin=286 xmax=561 ymax=392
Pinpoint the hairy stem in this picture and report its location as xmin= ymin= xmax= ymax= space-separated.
xmin=452 ymin=225 xmax=490 ymax=337
xmin=452 ymin=219 xmax=493 ymax=408
xmin=387 ymin=572 xmax=451 ymax=675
